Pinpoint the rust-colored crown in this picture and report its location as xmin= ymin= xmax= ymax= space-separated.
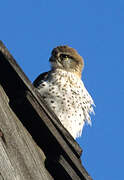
xmin=50 ymin=45 xmax=84 ymax=78
xmin=51 ymin=45 xmax=84 ymax=66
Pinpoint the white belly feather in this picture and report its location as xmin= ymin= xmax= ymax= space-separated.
xmin=37 ymin=70 xmax=95 ymax=139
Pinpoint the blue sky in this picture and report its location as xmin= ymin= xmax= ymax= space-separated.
xmin=1 ymin=1 xmax=124 ymax=179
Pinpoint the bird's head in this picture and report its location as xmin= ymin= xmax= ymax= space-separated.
xmin=49 ymin=45 xmax=84 ymax=78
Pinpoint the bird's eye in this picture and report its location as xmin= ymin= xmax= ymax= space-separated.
xmin=60 ymin=54 xmax=69 ymax=60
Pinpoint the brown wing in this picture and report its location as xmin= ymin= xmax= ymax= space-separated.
xmin=33 ymin=71 xmax=50 ymax=88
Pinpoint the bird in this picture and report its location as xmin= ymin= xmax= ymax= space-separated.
xmin=33 ymin=45 xmax=95 ymax=139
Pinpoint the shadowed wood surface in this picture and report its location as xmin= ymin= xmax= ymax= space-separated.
xmin=0 ymin=84 xmax=53 ymax=180
xmin=0 ymin=41 xmax=93 ymax=180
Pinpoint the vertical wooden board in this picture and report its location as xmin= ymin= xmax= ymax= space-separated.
xmin=0 ymin=86 xmax=53 ymax=180
xmin=0 ymin=141 xmax=18 ymax=180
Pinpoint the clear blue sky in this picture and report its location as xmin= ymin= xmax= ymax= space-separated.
xmin=1 ymin=1 xmax=123 ymax=179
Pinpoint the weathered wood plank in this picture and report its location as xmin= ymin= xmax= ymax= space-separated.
xmin=0 ymin=85 xmax=53 ymax=180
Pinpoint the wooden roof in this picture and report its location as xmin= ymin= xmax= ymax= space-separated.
xmin=0 ymin=41 xmax=93 ymax=180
